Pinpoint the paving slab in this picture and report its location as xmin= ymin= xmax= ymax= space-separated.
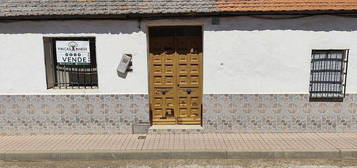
xmin=0 ymin=133 xmax=357 ymax=161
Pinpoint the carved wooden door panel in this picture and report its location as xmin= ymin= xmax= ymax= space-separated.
xmin=149 ymin=26 xmax=202 ymax=125
xmin=175 ymin=35 xmax=202 ymax=124
xmin=149 ymin=30 xmax=177 ymax=125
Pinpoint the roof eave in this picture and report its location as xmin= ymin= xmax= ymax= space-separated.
xmin=1 ymin=10 xmax=357 ymax=21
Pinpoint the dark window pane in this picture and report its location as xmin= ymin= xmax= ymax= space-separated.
xmin=309 ymin=50 xmax=348 ymax=102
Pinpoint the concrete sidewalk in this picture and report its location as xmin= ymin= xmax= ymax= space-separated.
xmin=1 ymin=133 xmax=357 ymax=161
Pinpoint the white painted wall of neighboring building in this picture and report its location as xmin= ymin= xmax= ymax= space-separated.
xmin=0 ymin=15 xmax=357 ymax=94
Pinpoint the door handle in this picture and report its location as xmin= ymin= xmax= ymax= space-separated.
xmin=160 ymin=90 xmax=168 ymax=95
xmin=186 ymin=89 xmax=192 ymax=94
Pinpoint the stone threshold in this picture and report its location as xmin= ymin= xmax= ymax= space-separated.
xmin=149 ymin=125 xmax=203 ymax=130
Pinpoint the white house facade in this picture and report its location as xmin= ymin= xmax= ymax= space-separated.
xmin=0 ymin=0 xmax=357 ymax=134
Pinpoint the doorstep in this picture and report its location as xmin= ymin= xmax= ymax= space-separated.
xmin=148 ymin=125 xmax=204 ymax=134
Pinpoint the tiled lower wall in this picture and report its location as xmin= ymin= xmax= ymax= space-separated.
xmin=0 ymin=94 xmax=357 ymax=135
xmin=203 ymin=94 xmax=357 ymax=133
xmin=0 ymin=95 xmax=149 ymax=135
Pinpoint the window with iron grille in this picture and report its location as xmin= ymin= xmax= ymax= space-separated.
xmin=43 ymin=37 xmax=98 ymax=89
xmin=309 ymin=50 xmax=349 ymax=102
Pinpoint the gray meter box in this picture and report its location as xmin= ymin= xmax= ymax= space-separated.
xmin=117 ymin=54 xmax=133 ymax=78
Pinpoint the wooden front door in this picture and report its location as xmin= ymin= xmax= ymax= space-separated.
xmin=149 ymin=26 xmax=203 ymax=125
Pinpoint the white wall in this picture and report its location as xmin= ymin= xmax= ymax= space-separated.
xmin=0 ymin=20 xmax=148 ymax=94
xmin=0 ymin=15 xmax=357 ymax=94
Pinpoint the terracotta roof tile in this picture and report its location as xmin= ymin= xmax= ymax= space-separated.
xmin=215 ymin=0 xmax=357 ymax=12
xmin=1 ymin=0 xmax=357 ymax=19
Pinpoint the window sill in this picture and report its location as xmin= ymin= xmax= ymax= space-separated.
xmin=309 ymin=97 xmax=344 ymax=102
xmin=51 ymin=86 xmax=98 ymax=90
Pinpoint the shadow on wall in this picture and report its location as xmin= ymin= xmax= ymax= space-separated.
xmin=1 ymin=15 xmax=357 ymax=34
xmin=0 ymin=20 xmax=142 ymax=34
xmin=205 ymin=15 xmax=357 ymax=32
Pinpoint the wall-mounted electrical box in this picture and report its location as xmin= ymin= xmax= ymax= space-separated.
xmin=117 ymin=54 xmax=133 ymax=78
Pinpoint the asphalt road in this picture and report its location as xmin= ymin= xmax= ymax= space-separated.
xmin=0 ymin=159 xmax=357 ymax=168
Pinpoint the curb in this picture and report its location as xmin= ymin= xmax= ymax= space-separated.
xmin=1 ymin=150 xmax=356 ymax=161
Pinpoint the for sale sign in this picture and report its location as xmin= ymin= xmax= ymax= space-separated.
xmin=56 ymin=41 xmax=91 ymax=65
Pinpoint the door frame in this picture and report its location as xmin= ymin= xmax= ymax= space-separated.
xmin=146 ymin=25 xmax=204 ymax=126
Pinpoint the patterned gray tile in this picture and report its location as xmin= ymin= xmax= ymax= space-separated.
xmin=0 ymin=94 xmax=357 ymax=135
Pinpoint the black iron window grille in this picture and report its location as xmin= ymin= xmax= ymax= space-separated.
xmin=309 ymin=50 xmax=349 ymax=102
xmin=44 ymin=37 xmax=98 ymax=89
